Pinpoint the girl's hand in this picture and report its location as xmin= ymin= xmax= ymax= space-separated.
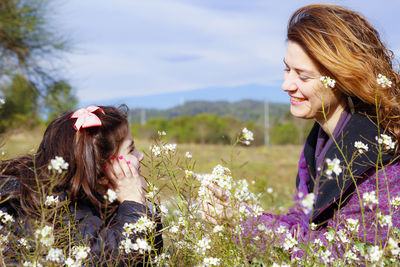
xmin=201 ymin=183 xmax=236 ymax=226
xmin=106 ymin=154 xmax=146 ymax=204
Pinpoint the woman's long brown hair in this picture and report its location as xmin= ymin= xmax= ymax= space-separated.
xmin=0 ymin=105 xmax=130 ymax=215
xmin=287 ymin=4 xmax=400 ymax=149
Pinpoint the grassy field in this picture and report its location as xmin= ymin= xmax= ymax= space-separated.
xmin=1 ymin=129 xmax=301 ymax=209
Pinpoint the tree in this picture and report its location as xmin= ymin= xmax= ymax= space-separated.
xmin=0 ymin=74 xmax=39 ymax=131
xmin=0 ymin=0 xmax=67 ymax=92
xmin=44 ymin=80 xmax=77 ymax=122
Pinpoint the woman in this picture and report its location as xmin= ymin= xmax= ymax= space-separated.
xmin=203 ymin=4 xmax=400 ymax=260
xmin=0 ymin=105 xmax=162 ymax=265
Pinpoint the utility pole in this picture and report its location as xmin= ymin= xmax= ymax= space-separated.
xmin=140 ymin=109 xmax=146 ymax=125
xmin=264 ymin=100 xmax=270 ymax=147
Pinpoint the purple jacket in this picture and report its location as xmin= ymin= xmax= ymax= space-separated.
xmin=240 ymin=113 xmax=400 ymax=259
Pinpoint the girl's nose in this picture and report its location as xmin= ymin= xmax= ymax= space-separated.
xmin=138 ymin=151 xmax=144 ymax=162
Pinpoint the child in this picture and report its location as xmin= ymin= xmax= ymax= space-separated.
xmin=0 ymin=105 xmax=162 ymax=265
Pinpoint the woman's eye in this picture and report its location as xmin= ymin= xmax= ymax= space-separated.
xmin=299 ymin=75 xmax=310 ymax=81
xmin=129 ymin=147 xmax=135 ymax=153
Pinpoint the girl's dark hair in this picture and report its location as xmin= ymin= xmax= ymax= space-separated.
xmin=0 ymin=105 xmax=129 ymax=214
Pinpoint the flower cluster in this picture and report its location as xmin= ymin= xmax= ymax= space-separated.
xmin=377 ymin=74 xmax=392 ymax=88
xmin=320 ymin=76 xmax=336 ymax=88
xmin=300 ymin=192 xmax=315 ymax=212
xmin=104 ymin=188 xmax=117 ymax=203
xmin=35 ymin=225 xmax=54 ymax=247
xmin=150 ymin=143 xmax=177 ymax=156
xmin=158 ymin=130 xmax=166 ymax=136
xmin=185 ymin=151 xmax=192 ymax=158
xmin=376 ymin=134 xmax=395 ymax=150
xmin=45 ymin=195 xmax=60 ymax=206
xmin=0 ymin=98 xmax=4 ymax=106
xmin=123 ymin=216 xmax=156 ymax=237
xmin=240 ymin=128 xmax=254 ymax=145
xmin=0 ymin=210 xmax=14 ymax=223
xmin=65 ymin=246 xmax=90 ymax=266
xmin=325 ymin=158 xmax=342 ymax=177
xmin=120 ymin=237 xmax=151 ymax=254
xmin=48 ymin=156 xmax=69 ymax=173
xmin=354 ymin=141 xmax=369 ymax=154
xmin=363 ymin=191 xmax=378 ymax=209
xmin=46 ymin=248 xmax=65 ymax=263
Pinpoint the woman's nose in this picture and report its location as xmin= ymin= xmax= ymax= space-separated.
xmin=282 ymin=73 xmax=297 ymax=92
xmin=138 ymin=151 xmax=144 ymax=161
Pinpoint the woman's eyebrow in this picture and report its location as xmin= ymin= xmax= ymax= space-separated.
xmin=283 ymin=58 xmax=318 ymax=76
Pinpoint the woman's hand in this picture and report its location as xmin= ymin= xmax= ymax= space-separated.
xmin=105 ymin=154 xmax=146 ymax=204
xmin=201 ymin=183 xmax=237 ymax=226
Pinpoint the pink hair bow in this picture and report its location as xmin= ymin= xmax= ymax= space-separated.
xmin=70 ymin=105 xmax=105 ymax=131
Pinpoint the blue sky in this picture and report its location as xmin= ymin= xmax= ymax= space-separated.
xmin=55 ymin=0 xmax=400 ymax=106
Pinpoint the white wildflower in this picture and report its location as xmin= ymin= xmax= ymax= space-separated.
xmin=150 ymin=145 xmax=162 ymax=156
xmin=48 ymin=156 xmax=69 ymax=173
xmin=162 ymin=144 xmax=177 ymax=154
xmin=45 ymin=195 xmax=60 ymax=206
xmin=18 ymin=238 xmax=30 ymax=248
xmin=390 ymin=196 xmax=400 ymax=209
xmin=344 ymin=250 xmax=359 ymax=262
xmin=325 ymin=158 xmax=342 ymax=177
xmin=376 ymin=134 xmax=395 ymax=150
xmin=72 ymin=246 xmax=90 ymax=261
xmin=363 ymin=191 xmax=378 ymax=209
xmin=241 ymin=128 xmax=254 ymax=144
xmin=313 ymin=238 xmax=323 ymax=247
xmin=283 ymin=233 xmax=298 ymax=251
xmin=377 ymin=212 xmax=392 ymax=228
xmin=123 ymin=216 xmax=155 ymax=236
xmin=366 ymin=245 xmax=383 ymax=263
xmin=196 ymin=237 xmax=211 ymax=255
xmin=65 ymin=257 xmax=79 ymax=267
xmin=320 ymin=76 xmax=336 ymax=88
xmin=318 ymin=250 xmax=333 ymax=264
xmin=46 ymin=248 xmax=65 ymax=263
xmin=267 ymin=187 xmax=273 ymax=194
xmin=213 ymin=225 xmax=224 ymax=234
xmin=324 ymin=231 xmax=335 ymax=242
xmin=23 ymin=261 xmax=43 ymax=267
xmin=119 ymin=238 xmax=135 ymax=253
xmin=0 ymin=210 xmax=14 ymax=223
xmin=354 ymin=141 xmax=369 ymax=154
xmin=338 ymin=230 xmax=349 ymax=243
xmin=276 ymin=225 xmax=288 ymax=234
xmin=185 ymin=151 xmax=192 ymax=158
xmin=377 ymin=74 xmax=392 ymax=88
xmin=203 ymin=257 xmax=220 ymax=266
xmin=310 ymin=223 xmax=318 ymax=230
xmin=169 ymin=225 xmax=179 ymax=233
xmin=388 ymin=237 xmax=400 ymax=256
xmin=345 ymin=218 xmax=359 ymax=232
xmin=185 ymin=170 xmax=194 ymax=178
xmin=35 ymin=225 xmax=54 ymax=247
xmin=300 ymin=193 xmax=315 ymax=211
xmin=133 ymin=238 xmax=151 ymax=253
xmin=0 ymin=98 xmax=4 ymax=105
xmin=145 ymin=185 xmax=158 ymax=198
xmin=158 ymin=130 xmax=166 ymax=136
xmin=104 ymin=189 xmax=117 ymax=203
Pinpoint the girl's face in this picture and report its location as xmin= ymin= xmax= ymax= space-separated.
xmin=117 ymin=130 xmax=144 ymax=170
xmin=281 ymin=41 xmax=345 ymax=124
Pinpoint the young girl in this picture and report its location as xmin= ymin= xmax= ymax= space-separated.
xmin=0 ymin=105 xmax=162 ymax=265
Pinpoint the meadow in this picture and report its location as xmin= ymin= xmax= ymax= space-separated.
xmin=2 ymin=129 xmax=400 ymax=266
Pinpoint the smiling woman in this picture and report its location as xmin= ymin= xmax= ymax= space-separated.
xmin=203 ymin=3 xmax=400 ymax=262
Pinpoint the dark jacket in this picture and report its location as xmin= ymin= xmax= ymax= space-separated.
xmin=0 ymin=178 xmax=163 ymax=266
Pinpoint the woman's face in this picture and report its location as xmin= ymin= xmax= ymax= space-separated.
xmin=281 ymin=41 xmax=344 ymax=124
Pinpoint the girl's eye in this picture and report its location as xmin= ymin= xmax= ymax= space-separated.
xmin=129 ymin=147 xmax=135 ymax=153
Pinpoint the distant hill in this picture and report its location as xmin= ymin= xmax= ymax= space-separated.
xmin=128 ymin=99 xmax=289 ymax=123
xmin=80 ymin=83 xmax=288 ymax=110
